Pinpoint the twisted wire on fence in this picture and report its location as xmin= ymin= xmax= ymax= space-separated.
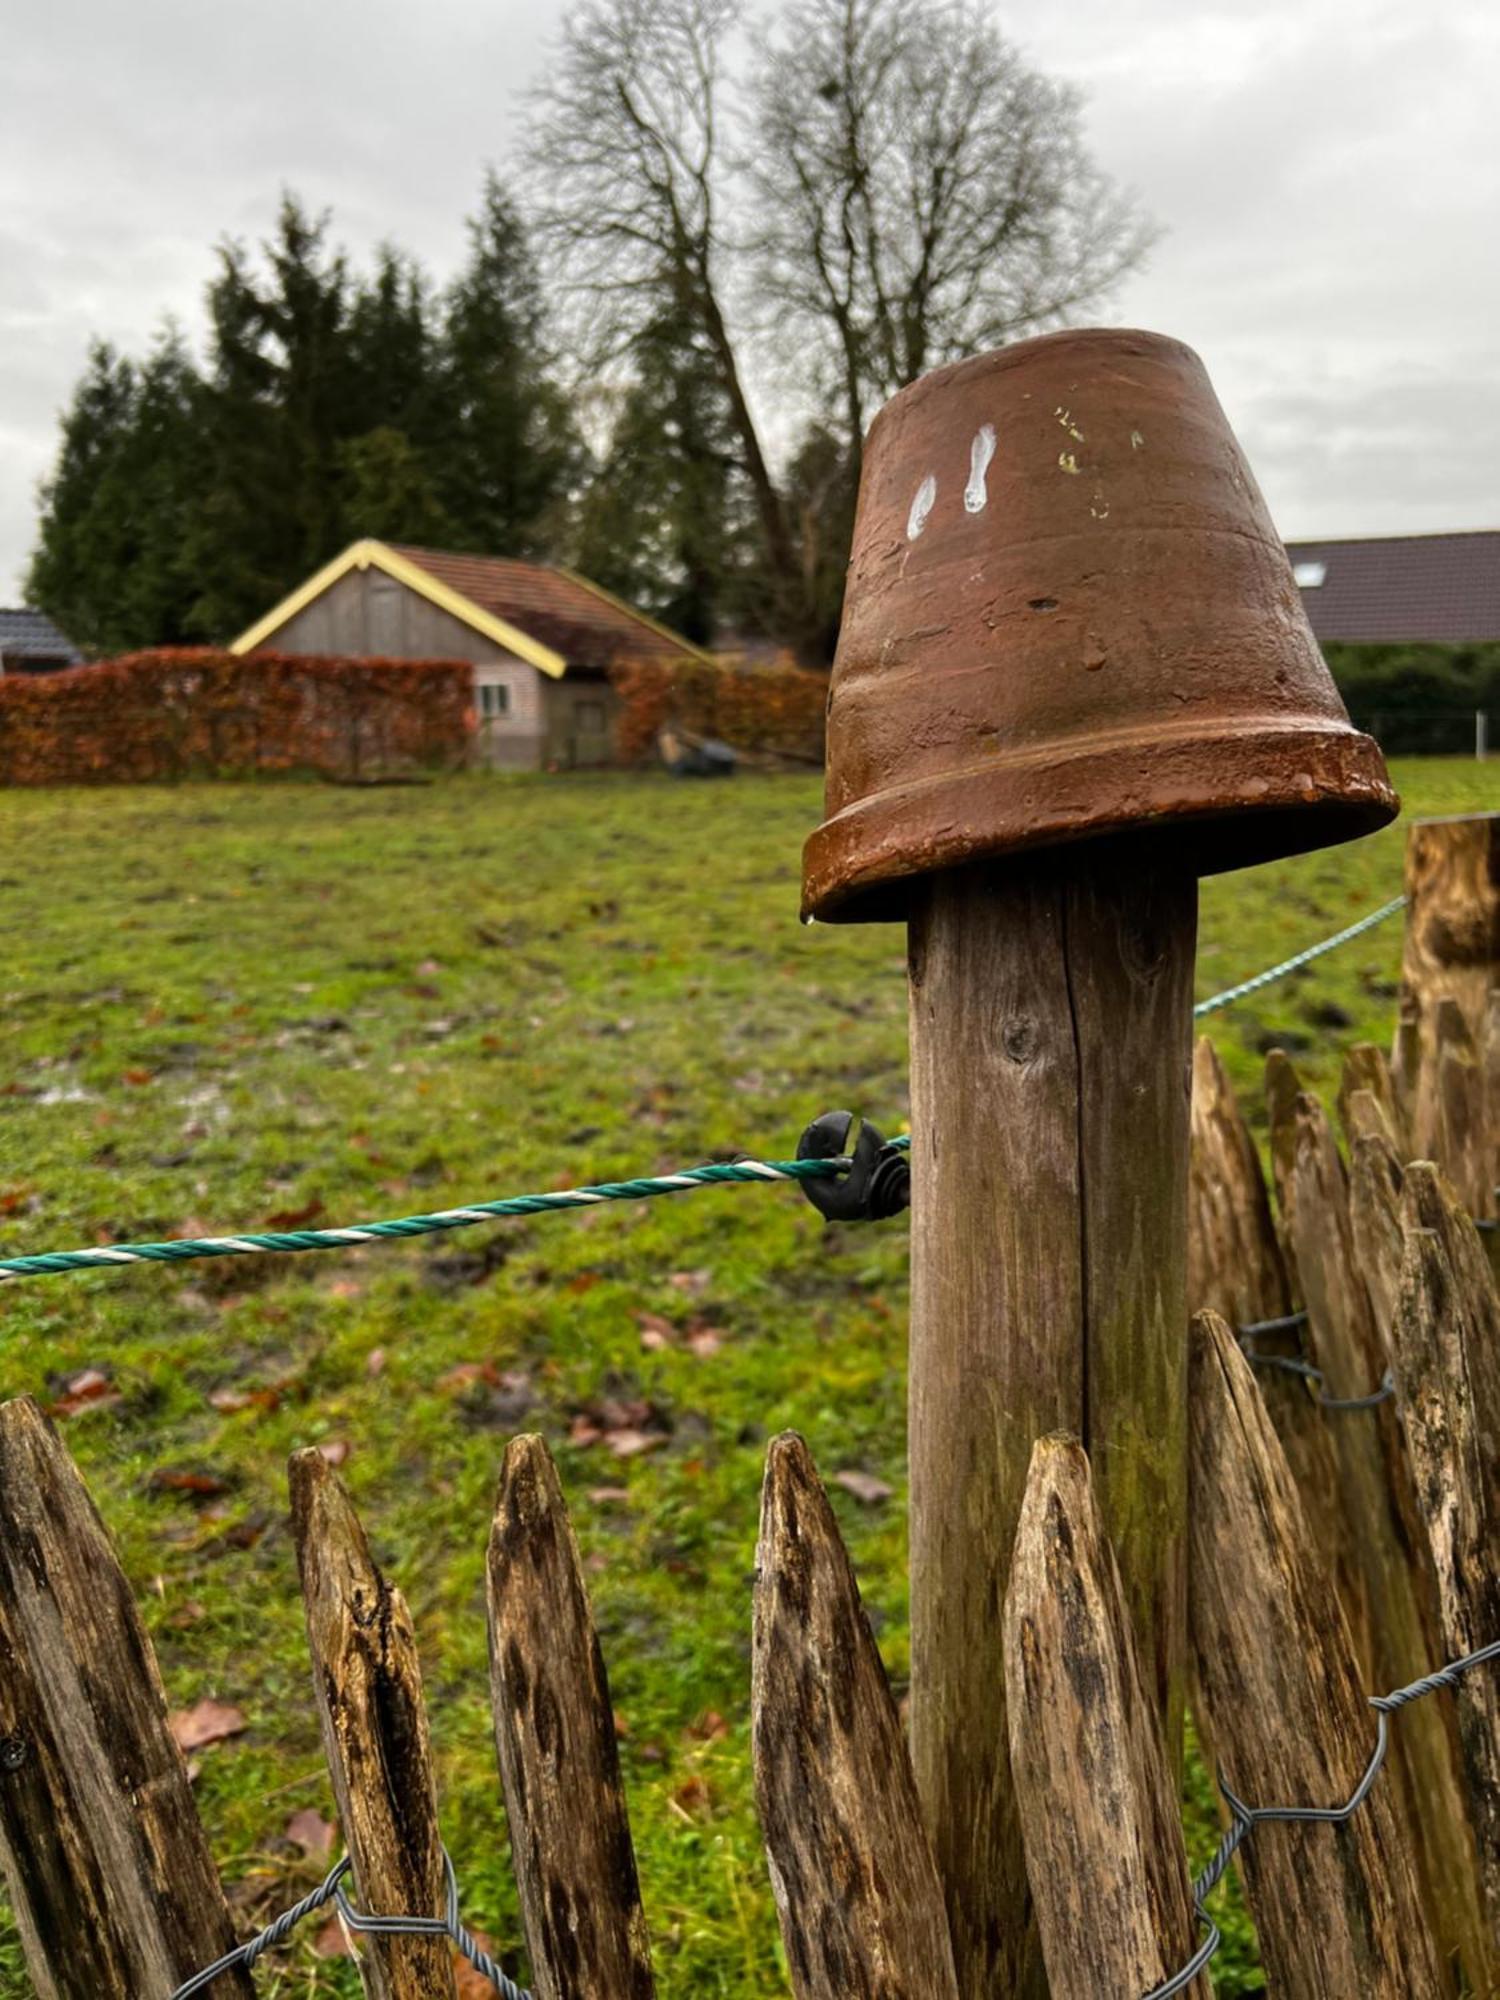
xmin=170 ymin=1848 xmax=529 ymax=1999
xmin=1190 ymin=893 xmax=1406 ymax=1019
xmin=1143 ymin=1637 xmax=1500 ymax=2000
xmin=0 ymin=897 xmax=1410 ymax=1286
xmin=1236 ymin=1310 xmax=1397 ymax=1410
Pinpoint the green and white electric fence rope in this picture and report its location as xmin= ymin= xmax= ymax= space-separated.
xmin=0 ymin=894 xmax=1408 ymax=1286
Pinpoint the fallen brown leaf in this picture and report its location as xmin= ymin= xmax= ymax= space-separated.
xmin=285 ymin=1807 xmax=337 ymax=1859
xmin=833 ymin=1469 xmax=894 ymax=1506
xmin=170 ymin=1698 xmax=247 ymax=1752
xmin=149 ymin=1467 xmax=233 ymax=1499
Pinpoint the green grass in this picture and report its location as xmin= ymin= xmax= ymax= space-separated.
xmin=0 ymin=760 xmax=1490 ymax=1996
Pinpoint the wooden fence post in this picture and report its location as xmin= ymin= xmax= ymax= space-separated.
xmin=907 ymin=858 xmax=1195 ymax=1997
xmin=1270 ymin=1082 xmax=1486 ymax=1988
xmin=487 ymin=1434 xmax=655 ymax=2000
xmin=1389 ymin=1164 xmax=1500 ymax=1955
xmin=752 ymin=1433 xmax=959 ymax=2000
xmin=1395 ymin=810 xmax=1499 ymax=1217
xmin=1337 ymin=1043 xmax=1409 ymax=1156
xmin=1188 ymin=1039 xmax=1366 ymax=1669
xmin=1188 ymin=1312 xmax=1440 ymax=1996
xmin=1004 ymin=1434 xmax=1206 ymax=2000
xmin=288 ymin=1448 xmax=460 ymax=2000
xmin=0 ymin=1397 xmax=253 ymax=2000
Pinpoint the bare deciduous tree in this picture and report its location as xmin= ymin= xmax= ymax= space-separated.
xmin=528 ymin=0 xmax=800 ymax=618
xmin=527 ymin=0 xmax=1154 ymax=651
xmin=749 ymin=0 xmax=1157 ymax=459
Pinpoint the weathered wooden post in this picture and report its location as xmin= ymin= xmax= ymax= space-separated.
xmin=1395 ymin=810 xmax=1500 ymax=1219
xmin=802 ymin=329 xmax=1396 ymax=1996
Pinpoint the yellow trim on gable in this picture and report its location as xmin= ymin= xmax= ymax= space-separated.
xmin=554 ymin=566 xmax=717 ymax=665
xmin=228 ymin=540 xmax=569 ymax=678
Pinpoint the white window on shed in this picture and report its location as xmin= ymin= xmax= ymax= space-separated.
xmin=478 ymin=683 xmax=511 ymax=718
xmin=1293 ymin=561 xmax=1327 ymax=588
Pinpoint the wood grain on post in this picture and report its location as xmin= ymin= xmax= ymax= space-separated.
xmin=487 ymin=1434 xmax=654 ymax=2000
xmin=1271 ymin=1086 xmax=1485 ymax=1989
xmin=1188 ymin=1036 xmax=1294 ymax=1326
xmin=1005 ymin=1434 xmax=1206 ymax=2000
xmin=1348 ymin=1130 xmax=1407 ymax=1338
xmin=0 ymin=1396 xmax=252 ymax=2000
xmin=1337 ymin=1043 xmax=1408 ymax=1156
xmin=1390 ymin=1164 xmax=1500 ymax=1954
xmin=907 ymin=858 xmax=1195 ymax=1999
xmin=288 ymin=1448 xmax=458 ymax=2000
xmin=1396 ymin=812 xmax=1500 ymax=1215
xmin=1188 ymin=1312 xmax=1441 ymax=1996
xmin=1188 ymin=1040 xmax=1364 ymax=1666
xmin=752 ymin=1433 xmax=958 ymax=2000
xmin=1431 ymin=998 xmax=1488 ymax=1216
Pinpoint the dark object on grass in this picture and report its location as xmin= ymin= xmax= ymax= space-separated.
xmin=658 ymin=726 xmax=736 ymax=778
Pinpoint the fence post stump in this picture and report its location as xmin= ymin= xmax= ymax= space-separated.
xmin=1188 ymin=1311 xmax=1441 ymax=1996
xmin=288 ymin=1449 xmax=460 ymax=2000
xmin=1395 ymin=810 xmax=1499 ymax=1216
xmin=1270 ymin=1082 xmax=1486 ymax=1987
xmin=1390 ymin=1164 xmax=1500 ymax=1956
xmin=1188 ymin=1039 xmax=1366 ymax=1668
xmin=1005 ymin=1433 xmax=1207 ymax=1999
xmin=487 ymin=1433 xmax=655 ymax=2000
xmin=0 ymin=1396 xmax=253 ymax=2000
xmin=752 ymin=1433 xmax=959 ymax=2000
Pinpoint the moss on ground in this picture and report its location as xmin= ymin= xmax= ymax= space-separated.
xmin=0 ymin=760 xmax=1489 ymax=1995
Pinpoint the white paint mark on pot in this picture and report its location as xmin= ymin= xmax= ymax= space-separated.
xmin=1090 ymin=486 xmax=1110 ymax=520
xmin=1130 ymin=430 xmax=1145 ymax=450
xmin=1058 ymin=452 xmax=1080 ymax=476
xmin=907 ymin=474 xmax=938 ymax=540
xmin=964 ymin=425 xmax=997 ymax=514
xmin=1055 ymin=406 xmax=1084 ymax=441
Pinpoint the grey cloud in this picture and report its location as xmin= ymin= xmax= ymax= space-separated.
xmin=2 ymin=0 xmax=1496 ymax=594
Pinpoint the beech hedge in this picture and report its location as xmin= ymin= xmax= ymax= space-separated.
xmin=611 ymin=657 xmax=827 ymax=766
xmin=0 ymin=650 xmax=474 ymax=785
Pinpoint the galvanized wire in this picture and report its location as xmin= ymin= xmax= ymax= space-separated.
xmin=169 ymin=1848 xmax=530 ymax=1998
xmin=1143 ymin=1638 xmax=1500 ymax=1999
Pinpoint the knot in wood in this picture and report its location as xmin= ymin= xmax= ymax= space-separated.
xmin=1000 ymin=1015 xmax=1039 ymax=1065
xmin=0 ymin=1734 xmax=28 ymax=1772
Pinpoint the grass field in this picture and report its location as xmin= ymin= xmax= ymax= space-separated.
xmin=0 ymin=760 xmax=1492 ymax=1996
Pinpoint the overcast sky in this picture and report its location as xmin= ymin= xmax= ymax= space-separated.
xmin=3 ymin=0 xmax=1497 ymax=598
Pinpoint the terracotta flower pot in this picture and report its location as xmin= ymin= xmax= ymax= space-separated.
xmin=803 ymin=328 xmax=1396 ymax=922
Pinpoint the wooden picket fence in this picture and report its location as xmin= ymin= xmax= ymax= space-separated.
xmin=0 ymin=814 xmax=1497 ymax=1997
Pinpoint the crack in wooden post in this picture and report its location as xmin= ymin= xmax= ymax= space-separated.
xmin=487 ymin=1433 xmax=655 ymax=2000
xmin=289 ymin=1448 xmax=459 ymax=2000
xmin=0 ymin=1396 xmax=253 ymax=2000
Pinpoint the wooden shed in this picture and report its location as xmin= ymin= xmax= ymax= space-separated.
xmin=230 ymin=540 xmax=708 ymax=769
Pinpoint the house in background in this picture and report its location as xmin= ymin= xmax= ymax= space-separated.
xmin=0 ymin=609 xmax=82 ymax=675
xmin=231 ymin=540 xmax=709 ymax=769
xmin=1285 ymin=530 xmax=1500 ymax=643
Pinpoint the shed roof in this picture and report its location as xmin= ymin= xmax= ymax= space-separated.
xmin=229 ymin=540 xmax=710 ymax=672
xmin=1285 ymin=531 xmax=1500 ymax=644
xmin=388 ymin=546 xmax=705 ymax=673
xmin=0 ymin=608 xmax=82 ymax=664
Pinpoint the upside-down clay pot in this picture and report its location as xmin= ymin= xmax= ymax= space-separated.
xmin=802 ymin=328 xmax=1397 ymax=922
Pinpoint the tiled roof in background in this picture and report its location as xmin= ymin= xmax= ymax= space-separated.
xmin=1285 ymin=532 xmax=1500 ymax=644
xmin=390 ymin=548 xmax=700 ymax=671
xmin=0 ymin=608 xmax=82 ymax=663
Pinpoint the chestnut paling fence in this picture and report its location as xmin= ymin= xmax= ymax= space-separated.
xmin=0 ymin=823 xmax=1497 ymax=1997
